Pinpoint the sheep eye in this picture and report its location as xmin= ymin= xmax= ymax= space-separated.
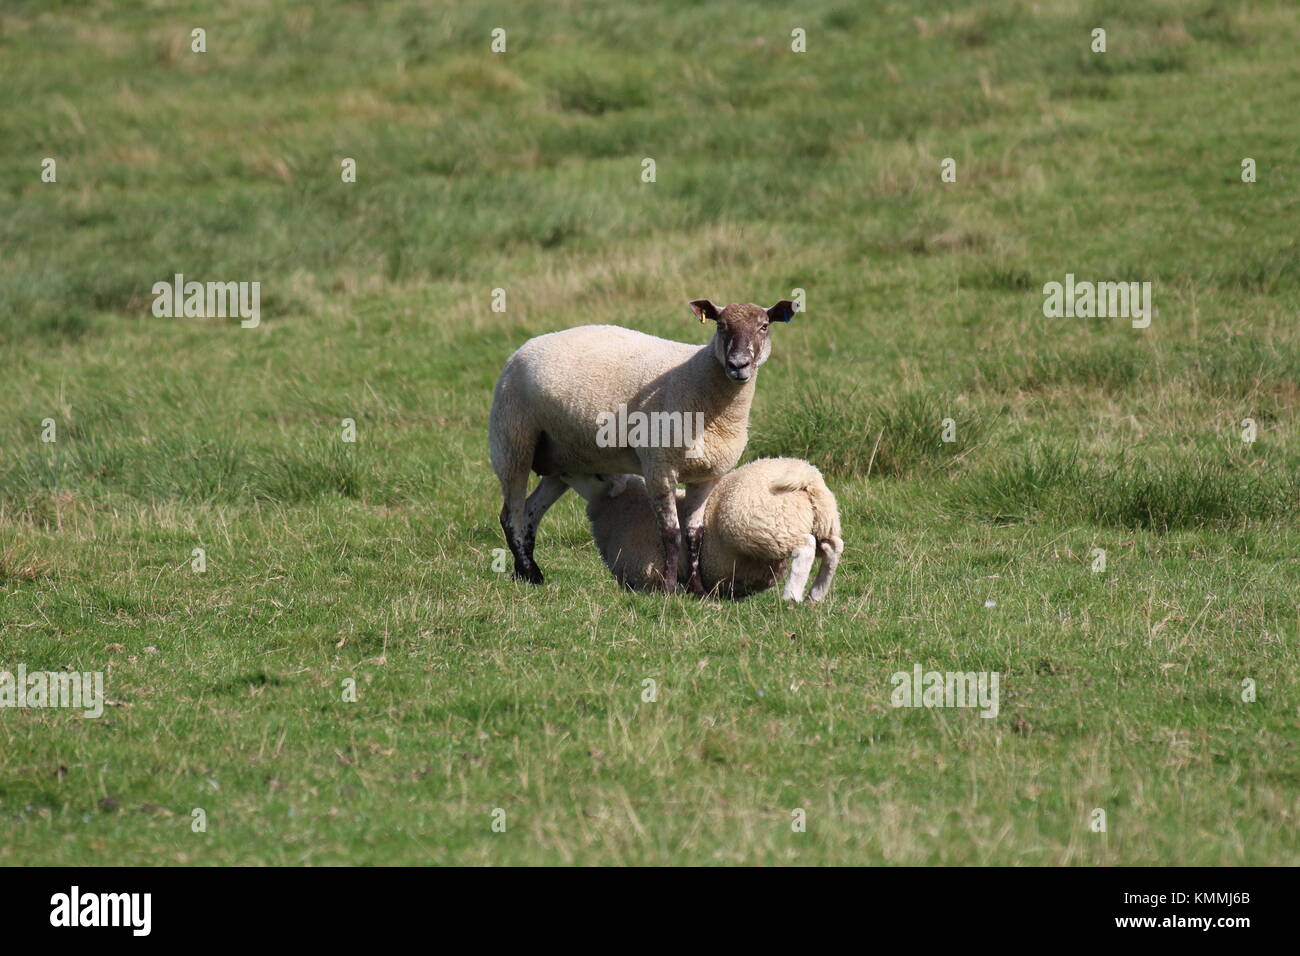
xmin=759 ymin=323 xmax=769 ymax=332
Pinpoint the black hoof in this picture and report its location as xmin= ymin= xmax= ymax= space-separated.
xmin=512 ymin=564 xmax=544 ymax=585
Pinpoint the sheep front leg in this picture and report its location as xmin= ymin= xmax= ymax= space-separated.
xmin=647 ymin=477 xmax=681 ymax=594
xmin=679 ymin=481 xmax=716 ymax=598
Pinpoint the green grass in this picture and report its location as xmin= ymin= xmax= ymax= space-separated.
xmin=2 ymin=0 xmax=1298 ymax=865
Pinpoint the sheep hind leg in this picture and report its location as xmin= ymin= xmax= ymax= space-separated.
xmin=498 ymin=467 xmax=545 ymax=585
xmin=807 ymin=536 xmax=844 ymax=602
xmin=781 ymin=534 xmax=818 ymax=603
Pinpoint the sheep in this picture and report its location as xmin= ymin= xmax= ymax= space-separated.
xmin=561 ymin=458 xmax=844 ymax=602
xmin=488 ymin=300 xmax=796 ymax=592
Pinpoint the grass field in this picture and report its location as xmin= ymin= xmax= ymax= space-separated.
xmin=2 ymin=0 xmax=1298 ymax=865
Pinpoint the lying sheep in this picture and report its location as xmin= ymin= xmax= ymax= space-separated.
xmin=488 ymin=300 xmax=795 ymax=592
xmin=562 ymin=458 xmax=844 ymax=602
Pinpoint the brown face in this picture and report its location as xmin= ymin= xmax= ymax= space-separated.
xmin=689 ymin=299 xmax=796 ymax=383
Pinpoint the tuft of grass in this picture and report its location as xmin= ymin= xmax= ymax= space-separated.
xmin=1088 ymin=455 xmax=1297 ymax=530
xmin=949 ymin=444 xmax=1081 ymax=525
xmin=0 ymin=543 xmax=54 ymax=582
xmin=972 ymin=342 xmax=1147 ymax=393
xmin=751 ymin=388 xmax=984 ymax=478
xmin=954 ymin=446 xmax=1298 ymax=529
xmin=546 ymin=64 xmax=653 ymax=116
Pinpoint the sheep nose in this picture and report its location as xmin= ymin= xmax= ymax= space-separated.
xmin=725 ymin=359 xmax=751 ymax=381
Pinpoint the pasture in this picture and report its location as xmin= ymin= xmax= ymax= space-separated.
xmin=1 ymin=0 xmax=1298 ymax=864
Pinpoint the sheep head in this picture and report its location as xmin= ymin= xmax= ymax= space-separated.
xmin=688 ymin=299 xmax=796 ymax=383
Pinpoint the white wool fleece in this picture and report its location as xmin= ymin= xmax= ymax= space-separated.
xmin=564 ymin=457 xmax=843 ymax=601
xmin=488 ymin=324 xmax=755 ymax=485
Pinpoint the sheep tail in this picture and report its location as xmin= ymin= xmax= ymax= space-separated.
xmin=768 ymin=461 xmax=841 ymax=541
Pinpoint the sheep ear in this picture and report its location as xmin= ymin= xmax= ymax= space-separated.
xmin=766 ymin=300 xmax=797 ymax=323
xmin=688 ymin=299 xmax=722 ymax=323
xmin=607 ymin=474 xmax=630 ymax=498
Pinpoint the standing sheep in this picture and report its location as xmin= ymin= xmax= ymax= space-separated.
xmin=488 ymin=300 xmax=795 ymax=591
xmin=561 ymin=458 xmax=843 ymax=601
